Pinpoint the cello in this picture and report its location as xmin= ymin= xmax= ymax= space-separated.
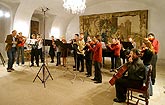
xmin=109 ymin=63 xmax=128 ymax=86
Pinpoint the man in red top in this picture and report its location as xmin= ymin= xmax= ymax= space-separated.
xmin=87 ymin=35 xmax=102 ymax=83
xmin=16 ymin=32 xmax=26 ymax=66
xmin=108 ymin=38 xmax=121 ymax=69
xmin=148 ymin=33 xmax=159 ymax=85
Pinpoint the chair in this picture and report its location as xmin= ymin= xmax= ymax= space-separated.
xmin=127 ymin=65 xmax=152 ymax=105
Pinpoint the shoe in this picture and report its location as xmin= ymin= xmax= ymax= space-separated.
xmin=86 ymin=75 xmax=91 ymax=77
xmin=7 ymin=69 xmax=12 ymax=72
xmin=91 ymin=78 xmax=97 ymax=81
xmin=11 ymin=68 xmax=15 ymax=71
xmin=30 ymin=64 xmax=34 ymax=67
xmin=85 ymin=73 xmax=89 ymax=75
xmin=151 ymin=79 xmax=155 ymax=85
xmin=7 ymin=68 xmax=11 ymax=72
xmin=50 ymin=61 xmax=54 ymax=63
xmin=113 ymin=98 xmax=125 ymax=103
xmin=110 ymin=69 xmax=114 ymax=72
xmin=73 ymin=68 xmax=76 ymax=71
xmin=94 ymin=81 xmax=102 ymax=84
xmin=79 ymin=70 xmax=84 ymax=72
xmin=37 ymin=65 xmax=39 ymax=67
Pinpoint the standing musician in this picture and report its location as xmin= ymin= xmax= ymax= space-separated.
xmin=107 ymin=38 xmax=121 ymax=70
xmin=113 ymin=48 xmax=146 ymax=103
xmin=49 ymin=36 xmax=56 ymax=63
xmin=128 ymin=37 xmax=136 ymax=48
xmin=140 ymin=38 xmax=154 ymax=97
xmin=71 ymin=34 xmax=79 ymax=70
xmin=147 ymin=33 xmax=159 ymax=85
xmin=16 ymin=32 xmax=26 ymax=66
xmin=87 ymin=35 xmax=102 ymax=84
xmin=29 ymin=34 xmax=39 ymax=67
xmin=76 ymin=33 xmax=85 ymax=72
xmin=61 ymin=37 xmax=67 ymax=67
xmin=84 ymin=36 xmax=93 ymax=77
xmin=55 ymin=39 xmax=62 ymax=66
xmin=107 ymin=38 xmax=116 ymax=72
xmin=5 ymin=30 xmax=19 ymax=72
xmin=37 ymin=35 xmax=44 ymax=63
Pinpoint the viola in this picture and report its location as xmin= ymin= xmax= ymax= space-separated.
xmin=109 ymin=63 xmax=128 ymax=86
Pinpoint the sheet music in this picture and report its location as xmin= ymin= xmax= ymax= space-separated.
xmin=101 ymin=42 xmax=107 ymax=49
xmin=26 ymin=39 xmax=37 ymax=45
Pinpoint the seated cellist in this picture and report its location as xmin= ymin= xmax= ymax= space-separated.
xmin=113 ymin=48 xmax=146 ymax=103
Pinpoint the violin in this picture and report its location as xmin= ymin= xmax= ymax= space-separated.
xmin=109 ymin=63 xmax=128 ymax=86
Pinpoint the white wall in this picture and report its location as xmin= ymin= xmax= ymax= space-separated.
xmin=1 ymin=0 xmax=165 ymax=59
xmin=66 ymin=0 xmax=165 ymax=59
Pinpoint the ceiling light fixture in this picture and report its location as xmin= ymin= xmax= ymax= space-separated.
xmin=0 ymin=10 xmax=10 ymax=18
xmin=63 ymin=0 xmax=86 ymax=14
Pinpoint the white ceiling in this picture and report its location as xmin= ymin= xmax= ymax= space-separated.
xmin=1 ymin=0 xmax=164 ymax=17
xmin=0 ymin=0 xmax=111 ymax=14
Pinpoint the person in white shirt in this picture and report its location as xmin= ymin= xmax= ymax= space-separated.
xmin=37 ymin=35 xmax=44 ymax=63
xmin=29 ymin=34 xmax=39 ymax=67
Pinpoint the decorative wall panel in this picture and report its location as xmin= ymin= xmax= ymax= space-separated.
xmin=80 ymin=10 xmax=148 ymax=47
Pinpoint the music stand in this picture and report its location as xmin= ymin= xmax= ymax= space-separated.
xmin=121 ymin=42 xmax=134 ymax=50
xmin=62 ymin=43 xmax=84 ymax=83
xmin=43 ymin=39 xmax=52 ymax=46
xmin=33 ymin=7 xmax=53 ymax=88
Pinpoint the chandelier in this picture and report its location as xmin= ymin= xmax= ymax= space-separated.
xmin=63 ymin=0 xmax=86 ymax=14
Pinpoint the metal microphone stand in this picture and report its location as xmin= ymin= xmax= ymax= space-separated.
xmin=33 ymin=7 xmax=53 ymax=88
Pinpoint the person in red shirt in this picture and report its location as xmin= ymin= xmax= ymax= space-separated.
xmin=87 ymin=35 xmax=102 ymax=83
xmin=148 ymin=33 xmax=159 ymax=85
xmin=16 ymin=32 xmax=26 ymax=66
xmin=107 ymin=38 xmax=121 ymax=70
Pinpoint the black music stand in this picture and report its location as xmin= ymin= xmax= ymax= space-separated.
xmin=33 ymin=7 xmax=53 ymax=88
xmin=62 ymin=43 xmax=84 ymax=83
xmin=121 ymin=42 xmax=134 ymax=50
xmin=43 ymin=39 xmax=52 ymax=46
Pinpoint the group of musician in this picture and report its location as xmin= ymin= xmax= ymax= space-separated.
xmin=5 ymin=30 xmax=45 ymax=71
xmin=5 ymin=30 xmax=159 ymax=102
xmin=5 ymin=30 xmax=26 ymax=72
xmin=112 ymin=33 xmax=159 ymax=103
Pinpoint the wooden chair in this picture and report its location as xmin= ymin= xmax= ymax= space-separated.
xmin=127 ymin=65 xmax=152 ymax=105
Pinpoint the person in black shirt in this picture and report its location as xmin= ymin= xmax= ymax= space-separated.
xmin=29 ymin=34 xmax=39 ymax=67
xmin=113 ymin=48 xmax=146 ymax=103
xmin=84 ymin=36 xmax=93 ymax=77
xmin=71 ymin=34 xmax=79 ymax=70
xmin=49 ymin=36 xmax=56 ymax=63
xmin=140 ymin=38 xmax=154 ymax=96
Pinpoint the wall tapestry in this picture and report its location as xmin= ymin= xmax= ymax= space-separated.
xmin=80 ymin=10 xmax=148 ymax=47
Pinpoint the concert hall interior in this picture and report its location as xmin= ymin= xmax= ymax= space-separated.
xmin=0 ymin=0 xmax=165 ymax=105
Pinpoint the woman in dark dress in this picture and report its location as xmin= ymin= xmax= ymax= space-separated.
xmin=61 ymin=37 xmax=67 ymax=67
xmin=49 ymin=36 xmax=56 ymax=63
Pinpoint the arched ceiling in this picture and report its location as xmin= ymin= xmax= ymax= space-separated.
xmin=1 ymin=0 xmax=164 ymax=18
xmin=1 ymin=0 xmax=165 ymax=36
